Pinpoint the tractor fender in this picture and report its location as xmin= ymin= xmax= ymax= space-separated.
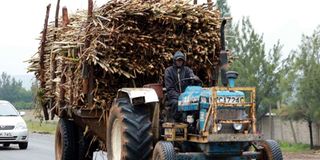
xmin=117 ymin=88 xmax=159 ymax=105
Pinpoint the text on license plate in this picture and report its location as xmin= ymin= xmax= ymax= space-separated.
xmin=217 ymin=96 xmax=243 ymax=103
xmin=0 ymin=132 xmax=12 ymax=137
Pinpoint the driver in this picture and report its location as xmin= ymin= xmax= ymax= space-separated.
xmin=164 ymin=51 xmax=200 ymax=121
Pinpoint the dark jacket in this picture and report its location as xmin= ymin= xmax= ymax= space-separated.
xmin=164 ymin=51 xmax=195 ymax=101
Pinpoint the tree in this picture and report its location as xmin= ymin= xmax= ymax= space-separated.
xmin=216 ymin=0 xmax=231 ymax=17
xmin=216 ymin=0 xmax=283 ymax=121
xmin=282 ymin=26 xmax=320 ymax=148
xmin=227 ymin=17 xmax=282 ymax=120
xmin=0 ymin=72 xmax=33 ymax=109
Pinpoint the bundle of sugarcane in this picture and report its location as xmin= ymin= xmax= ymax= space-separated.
xmin=28 ymin=0 xmax=222 ymax=118
xmin=85 ymin=0 xmax=221 ymax=78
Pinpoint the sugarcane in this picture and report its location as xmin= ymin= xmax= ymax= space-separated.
xmin=28 ymin=0 xmax=223 ymax=118
xmin=39 ymin=4 xmax=51 ymax=120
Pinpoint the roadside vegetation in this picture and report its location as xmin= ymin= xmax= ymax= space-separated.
xmin=26 ymin=120 xmax=57 ymax=134
xmin=279 ymin=141 xmax=310 ymax=152
xmin=218 ymin=0 xmax=320 ymax=149
xmin=0 ymin=72 xmax=34 ymax=109
xmin=22 ymin=110 xmax=57 ymax=134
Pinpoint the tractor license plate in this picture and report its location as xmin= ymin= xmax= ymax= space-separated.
xmin=217 ymin=96 xmax=241 ymax=103
xmin=0 ymin=132 xmax=12 ymax=137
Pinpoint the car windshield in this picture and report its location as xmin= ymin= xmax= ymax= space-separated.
xmin=0 ymin=102 xmax=19 ymax=116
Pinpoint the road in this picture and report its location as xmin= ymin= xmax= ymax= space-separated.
xmin=1 ymin=133 xmax=318 ymax=160
xmin=0 ymin=133 xmax=54 ymax=160
xmin=0 ymin=133 xmax=107 ymax=160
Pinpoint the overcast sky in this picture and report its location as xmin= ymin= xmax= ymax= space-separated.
xmin=0 ymin=0 xmax=319 ymax=75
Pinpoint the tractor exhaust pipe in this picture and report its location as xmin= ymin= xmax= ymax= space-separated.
xmin=220 ymin=19 xmax=228 ymax=87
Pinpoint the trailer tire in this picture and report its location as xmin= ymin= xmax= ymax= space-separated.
xmin=260 ymin=140 xmax=283 ymax=160
xmin=152 ymin=141 xmax=175 ymax=160
xmin=55 ymin=118 xmax=77 ymax=160
xmin=107 ymin=98 xmax=153 ymax=160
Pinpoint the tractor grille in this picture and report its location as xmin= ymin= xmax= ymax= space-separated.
xmin=219 ymin=124 xmax=236 ymax=133
xmin=217 ymin=109 xmax=244 ymax=120
xmin=0 ymin=125 xmax=14 ymax=130
xmin=216 ymin=109 xmax=249 ymax=133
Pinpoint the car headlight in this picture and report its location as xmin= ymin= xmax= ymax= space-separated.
xmin=233 ymin=123 xmax=243 ymax=131
xmin=16 ymin=122 xmax=27 ymax=130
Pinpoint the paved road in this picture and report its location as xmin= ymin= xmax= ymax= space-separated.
xmin=0 ymin=133 xmax=55 ymax=160
xmin=0 ymin=133 xmax=107 ymax=160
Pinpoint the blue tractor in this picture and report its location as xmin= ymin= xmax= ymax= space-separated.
xmin=153 ymin=72 xmax=282 ymax=160
xmin=151 ymin=20 xmax=283 ymax=160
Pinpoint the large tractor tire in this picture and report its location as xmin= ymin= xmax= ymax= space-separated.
xmin=260 ymin=140 xmax=283 ymax=160
xmin=152 ymin=141 xmax=175 ymax=160
xmin=107 ymin=98 xmax=153 ymax=160
xmin=55 ymin=118 xmax=77 ymax=160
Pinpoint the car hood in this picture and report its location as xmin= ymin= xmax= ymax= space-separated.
xmin=0 ymin=116 xmax=25 ymax=126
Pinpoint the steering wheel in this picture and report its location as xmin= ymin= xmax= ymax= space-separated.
xmin=174 ymin=77 xmax=203 ymax=86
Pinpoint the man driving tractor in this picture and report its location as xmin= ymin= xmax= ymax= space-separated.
xmin=164 ymin=51 xmax=200 ymax=121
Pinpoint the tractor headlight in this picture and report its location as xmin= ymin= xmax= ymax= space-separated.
xmin=233 ymin=123 xmax=243 ymax=131
xmin=186 ymin=115 xmax=194 ymax=124
xmin=217 ymin=123 xmax=222 ymax=131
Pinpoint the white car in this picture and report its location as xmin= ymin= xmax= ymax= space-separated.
xmin=0 ymin=100 xmax=28 ymax=149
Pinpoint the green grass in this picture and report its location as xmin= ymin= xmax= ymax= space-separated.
xmin=26 ymin=120 xmax=57 ymax=134
xmin=279 ymin=141 xmax=310 ymax=152
xmin=20 ymin=109 xmax=57 ymax=134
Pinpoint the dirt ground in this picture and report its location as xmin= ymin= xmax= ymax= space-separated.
xmin=283 ymin=151 xmax=320 ymax=160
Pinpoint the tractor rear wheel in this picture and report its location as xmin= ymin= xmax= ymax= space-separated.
xmin=152 ymin=141 xmax=175 ymax=160
xmin=260 ymin=140 xmax=283 ymax=160
xmin=107 ymin=98 xmax=153 ymax=160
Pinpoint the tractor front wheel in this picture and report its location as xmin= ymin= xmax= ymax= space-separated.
xmin=260 ymin=140 xmax=283 ymax=160
xmin=152 ymin=141 xmax=175 ymax=160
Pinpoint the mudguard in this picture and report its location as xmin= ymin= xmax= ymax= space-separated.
xmin=117 ymin=88 xmax=159 ymax=105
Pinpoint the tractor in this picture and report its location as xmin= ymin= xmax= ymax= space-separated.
xmin=150 ymin=72 xmax=283 ymax=159
xmin=149 ymin=20 xmax=283 ymax=160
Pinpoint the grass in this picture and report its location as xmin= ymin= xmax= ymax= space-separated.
xmin=279 ymin=141 xmax=310 ymax=152
xmin=26 ymin=120 xmax=57 ymax=134
xmin=19 ymin=109 xmax=58 ymax=134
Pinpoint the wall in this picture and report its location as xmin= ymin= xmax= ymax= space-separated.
xmin=259 ymin=116 xmax=320 ymax=145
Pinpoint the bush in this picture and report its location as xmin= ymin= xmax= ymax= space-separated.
xmin=13 ymin=101 xmax=33 ymax=110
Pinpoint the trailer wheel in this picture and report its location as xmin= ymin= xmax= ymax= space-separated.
xmin=107 ymin=98 xmax=153 ymax=160
xmin=55 ymin=118 xmax=77 ymax=160
xmin=152 ymin=141 xmax=175 ymax=160
xmin=260 ymin=140 xmax=283 ymax=160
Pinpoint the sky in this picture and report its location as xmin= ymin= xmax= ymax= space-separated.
xmin=0 ymin=0 xmax=319 ymax=75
